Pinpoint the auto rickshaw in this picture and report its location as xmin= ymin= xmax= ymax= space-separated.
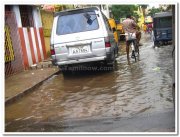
xmin=153 ymin=12 xmax=172 ymax=46
xmin=115 ymin=18 xmax=126 ymax=41
xmin=108 ymin=18 xmax=119 ymax=56
xmin=108 ymin=18 xmax=119 ymax=44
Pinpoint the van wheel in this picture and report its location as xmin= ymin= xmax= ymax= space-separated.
xmin=106 ymin=60 xmax=116 ymax=71
xmin=103 ymin=62 xmax=114 ymax=71
xmin=106 ymin=52 xmax=115 ymax=71
xmin=59 ymin=66 xmax=72 ymax=76
xmin=62 ymin=70 xmax=72 ymax=76
xmin=115 ymin=44 xmax=119 ymax=58
xmin=154 ymin=41 xmax=159 ymax=47
xmin=112 ymin=50 xmax=116 ymax=63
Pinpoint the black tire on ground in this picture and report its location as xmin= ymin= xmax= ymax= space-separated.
xmin=134 ymin=40 xmax=139 ymax=54
xmin=59 ymin=66 xmax=72 ymax=76
xmin=154 ymin=41 xmax=159 ymax=47
xmin=104 ymin=62 xmax=115 ymax=71
xmin=115 ymin=43 xmax=119 ymax=58
xmin=106 ymin=51 xmax=116 ymax=71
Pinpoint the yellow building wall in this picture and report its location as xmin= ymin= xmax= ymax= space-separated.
xmin=40 ymin=10 xmax=54 ymax=57
xmin=40 ymin=5 xmax=74 ymax=57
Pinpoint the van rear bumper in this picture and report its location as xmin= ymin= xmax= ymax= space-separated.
xmin=55 ymin=56 xmax=107 ymax=66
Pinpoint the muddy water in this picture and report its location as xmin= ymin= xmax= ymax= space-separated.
xmin=5 ymin=34 xmax=174 ymax=131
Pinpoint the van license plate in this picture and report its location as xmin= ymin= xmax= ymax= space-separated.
xmin=70 ymin=45 xmax=90 ymax=55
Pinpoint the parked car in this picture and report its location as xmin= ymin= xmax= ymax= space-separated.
xmin=50 ymin=7 xmax=118 ymax=74
xmin=153 ymin=12 xmax=172 ymax=46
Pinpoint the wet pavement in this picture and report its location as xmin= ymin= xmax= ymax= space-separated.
xmin=5 ymin=67 xmax=59 ymax=103
xmin=5 ymin=33 xmax=175 ymax=132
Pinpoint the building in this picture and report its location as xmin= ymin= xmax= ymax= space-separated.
xmin=5 ymin=5 xmax=47 ymax=77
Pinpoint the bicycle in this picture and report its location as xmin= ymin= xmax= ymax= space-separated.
xmin=130 ymin=39 xmax=139 ymax=61
xmin=125 ymin=33 xmax=139 ymax=61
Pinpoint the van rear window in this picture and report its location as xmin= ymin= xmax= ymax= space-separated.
xmin=56 ymin=11 xmax=99 ymax=35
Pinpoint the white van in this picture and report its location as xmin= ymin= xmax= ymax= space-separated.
xmin=50 ymin=7 xmax=118 ymax=74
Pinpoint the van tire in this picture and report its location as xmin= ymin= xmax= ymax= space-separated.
xmin=59 ymin=66 xmax=72 ymax=76
xmin=105 ymin=51 xmax=115 ymax=71
xmin=115 ymin=43 xmax=119 ymax=58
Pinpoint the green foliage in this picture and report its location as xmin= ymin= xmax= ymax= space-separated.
xmin=140 ymin=5 xmax=148 ymax=9
xmin=148 ymin=7 xmax=161 ymax=16
xmin=159 ymin=5 xmax=172 ymax=12
xmin=111 ymin=5 xmax=139 ymax=20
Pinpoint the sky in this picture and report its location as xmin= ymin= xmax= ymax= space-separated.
xmin=148 ymin=4 xmax=160 ymax=8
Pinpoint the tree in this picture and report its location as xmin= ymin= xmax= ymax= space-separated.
xmin=139 ymin=5 xmax=148 ymax=18
xmin=148 ymin=7 xmax=161 ymax=16
xmin=159 ymin=5 xmax=173 ymax=12
xmin=111 ymin=5 xmax=139 ymax=20
xmin=147 ymin=5 xmax=173 ymax=16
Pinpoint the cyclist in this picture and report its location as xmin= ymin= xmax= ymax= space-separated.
xmin=122 ymin=14 xmax=139 ymax=59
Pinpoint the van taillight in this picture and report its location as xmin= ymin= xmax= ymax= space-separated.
xmin=105 ymin=42 xmax=111 ymax=47
xmin=50 ymin=45 xmax=55 ymax=55
xmin=105 ymin=37 xmax=111 ymax=47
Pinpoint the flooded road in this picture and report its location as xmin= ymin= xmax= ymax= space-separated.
xmin=5 ymin=34 xmax=175 ymax=132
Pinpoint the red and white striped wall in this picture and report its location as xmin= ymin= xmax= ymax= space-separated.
xmin=18 ymin=27 xmax=46 ymax=68
xmin=13 ymin=5 xmax=47 ymax=69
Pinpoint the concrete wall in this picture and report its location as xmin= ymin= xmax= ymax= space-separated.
xmin=12 ymin=5 xmax=47 ymax=69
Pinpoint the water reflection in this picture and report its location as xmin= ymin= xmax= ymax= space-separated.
xmin=5 ymin=34 xmax=174 ymax=131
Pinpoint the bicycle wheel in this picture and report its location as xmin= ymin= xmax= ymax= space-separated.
xmin=133 ymin=40 xmax=139 ymax=55
xmin=131 ymin=42 xmax=136 ymax=61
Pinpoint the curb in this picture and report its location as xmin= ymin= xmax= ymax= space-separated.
xmin=5 ymin=70 xmax=61 ymax=106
